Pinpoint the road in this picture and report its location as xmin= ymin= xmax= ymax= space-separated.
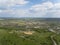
xmin=49 ymin=29 xmax=58 ymax=45
xmin=51 ymin=35 xmax=57 ymax=45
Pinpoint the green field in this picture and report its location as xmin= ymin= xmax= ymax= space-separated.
xmin=0 ymin=29 xmax=53 ymax=45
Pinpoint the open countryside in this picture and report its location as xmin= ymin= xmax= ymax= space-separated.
xmin=0 ymin=18 xmax=60 ymax=45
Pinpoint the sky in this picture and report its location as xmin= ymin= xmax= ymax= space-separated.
xmin=0 ymin=0 xmax=60 ymax=18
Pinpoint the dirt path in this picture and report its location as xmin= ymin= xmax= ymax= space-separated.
xmin=51 ymin=35 xmax=57 ymax=45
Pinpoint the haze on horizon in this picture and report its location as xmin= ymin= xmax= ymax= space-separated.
xmin=0 ymin=0 xmax=60 ymax=18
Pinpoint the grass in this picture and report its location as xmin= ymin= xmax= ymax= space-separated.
xmin=54 ymin=34 xmax=60 ymax=45
xmin=0 ymin=28 xmax=55 ymax=45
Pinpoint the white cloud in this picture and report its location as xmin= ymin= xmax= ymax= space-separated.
xmin=42 ymin=1 xmax=53 ymax=9
xmin=29 ymin=1 xmax=53 ymax=17
xmin=30 ymin=1 xmax=53 ymax=11
xmin=0 ymin=0 xmax=29 ymax=7
xmin=0 ymin=10 xmax=2 ymax=12
xmin=54 ymin=3 xmax=60 ymax=9
xmin=14 ymin=9 xmax=29 ymax=17
xmin=29 ymin=1 xmax=60 ymax=17
xmin=0 ymin=1 xmax=60 ymax=18
xmin=0 ymin=9 xmax=30 ymax=17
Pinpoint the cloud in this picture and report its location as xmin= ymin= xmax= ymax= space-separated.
xmin=29 ymin=1 xmax=60 ymax=18
xmin=54 ymin=3 xmax=60 ymax=9
xmin=0 ymin=1 xmax=60 ymax=18
xmin=0 ymin=0 xmax=30 ymax=17
xmin=0 ymin=9 xmax=30 ymax=17
xmin=0 ymin=0 xmax=29 ymax=7
xmin=45 ymin=3 xmax=60 ymax=18
xmin=29 ymin=1 xmax=53 ymax=17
